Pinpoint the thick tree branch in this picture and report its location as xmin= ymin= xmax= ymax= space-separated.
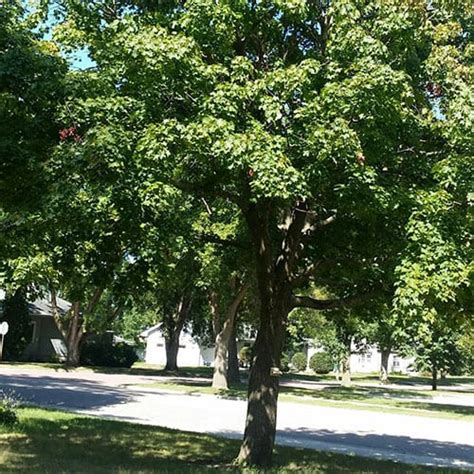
xmin=276 ymin=200 xmax=309 ymax=282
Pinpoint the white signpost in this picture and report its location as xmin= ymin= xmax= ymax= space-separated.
xmin=0 ymin=321 xmax=9 ymax=361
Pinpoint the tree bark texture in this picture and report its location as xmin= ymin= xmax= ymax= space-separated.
xmin=66 ymin=301 xmax=83 ymax=366
xmin=432 ymin=365 xmax=438 ymax=391
xmin=227 ymin=319 xmax=240 ymax=384
xmin=341 ymin=341 xmax=351 ymax=387
xmin=212 ymin=284 xmax=247 ymax=389
xmin=163 ymin=294 xmax=192 ymax=372
xmin=380 ymin=347 xmax=391 ymax=384
xmin=236 ymin=200 xmax=357 ymax=466
xmin=51 ymin=288 xmax=104 ymax=367
xmin=237 ymin=204 xmax=293 ymax=467
xmin=164 ymin=334 xmax=180 ymax=371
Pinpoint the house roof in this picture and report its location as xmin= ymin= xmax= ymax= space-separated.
xmin=28 ymin=296 xmax=71 ymax=317
xmin=139 ymin=323 xmax=163 ymax=339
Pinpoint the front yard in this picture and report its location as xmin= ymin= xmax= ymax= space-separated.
xmin=0 ymin=407 xmax=460 ymax=473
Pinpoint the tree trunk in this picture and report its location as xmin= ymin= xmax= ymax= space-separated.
xmin=66 ymin=336 xmax=81 ymax=366
xmin=65 ymin=302 xmax=83 ymax=367
xmin=51 ymin=289 xmax=104 ymax=368
xmin=237 ymin=201 xmax=306 ymax=467
xmin=341 ymin=352 xmax=351 ymax=387
xmin=432 ymin=365 xmax=438 ymax=391
xmin=212 ymin=284 xmax=247 ymax=390
xmin=227 ymin=320 xmax=240 ymax=385
xmin=237 ymin=317 xmax=281 ymax=467
xmin=341 ymin=336 xmax=352 ymax=387
xmin=163 ymin=294 xmax=193 ymax=372
xmin=380 ymin=347 xmax=391 ymax=384
xmin=164 ymin=335 xmax=179 ymax=372
xmin=212 ymin=333 xmax=229 ymax=389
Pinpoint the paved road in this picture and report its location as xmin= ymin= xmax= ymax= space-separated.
xmin=1 ymin=368 xmax=473 ymax=470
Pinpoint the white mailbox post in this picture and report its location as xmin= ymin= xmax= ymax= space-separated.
xmin=0 ymin=321 xmax=9 ymax=361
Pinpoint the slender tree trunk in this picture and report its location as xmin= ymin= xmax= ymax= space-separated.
xmin=65 ymin=302 xmax=83 ymax=367
xmin=209 ymin=291 xmax=221 ymax=339
xmin=163 ymin=294 xmax=193 ymax=372
xmin=341 ymin=339 xmax=352 ymax=387
xmin=66 ymin=336 xmax=81 ymax=366
xmin=212 ymin=333 xmax=229 ymax=389
xmin=341 ymin=356 xmax=351 ymax=386
xmin=380 ymin=347 xmax=391 ymax=384
xmin=227 ymin=320 xmax=240 ymax=385
xmin=432 ymin=365 xmax=438 ymax=391
xmin=51 ymin=288 xmax=104 ymax=367
xmin=164 ymin=334 xmax=179 ymax=371
xmin=212 ymin=284 xmax=247 ymax=390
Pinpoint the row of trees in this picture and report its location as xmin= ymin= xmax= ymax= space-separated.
xmin=1 ymin=0 xmax=472 ymax=467
xmin=287 ymin=305 xmax=473 ymax=389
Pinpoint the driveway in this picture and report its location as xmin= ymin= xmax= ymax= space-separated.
xmin=0 ymin=367 xmax=473 ymax=470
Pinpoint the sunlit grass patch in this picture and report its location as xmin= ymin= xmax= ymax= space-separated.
xmin=0 ymin=407 xmax=457 ymax=473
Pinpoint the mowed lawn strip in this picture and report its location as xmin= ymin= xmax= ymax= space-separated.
xmin=134 ymin=380 xmax=474 ymax=421
xmin=0 ymin=407 xmax=459 ymax=473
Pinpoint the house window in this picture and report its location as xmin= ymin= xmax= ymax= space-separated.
xmin=31 ymin=321 xmax=38 ymax=342
xmin=393 ymin=357 xmax=400 ymax=368
xmin=179 ymin=344 xmax=186 ymax=348
xmin=156 ymin=343 xmax=164 ymax=347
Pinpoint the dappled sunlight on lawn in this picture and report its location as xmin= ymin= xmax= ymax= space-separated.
xmin=0 ymin=408 xmax=456 ymax=473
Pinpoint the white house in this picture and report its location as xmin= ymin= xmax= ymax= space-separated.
xmin=306 ymin=342 xmax=414 ymax=374
xmin=139 ymin=324 xmax=215 ymax=367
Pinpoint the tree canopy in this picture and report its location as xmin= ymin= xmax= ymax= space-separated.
xmin=0 ymin=0 xmax=471 ymax=467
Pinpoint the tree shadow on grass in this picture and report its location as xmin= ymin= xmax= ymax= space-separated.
xmin=2 ymin=408 xmax=456 ymax=473
xmin=1 ymin=409 xmax=238 ymax=473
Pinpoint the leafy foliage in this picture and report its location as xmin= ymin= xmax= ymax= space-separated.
xmin=309 ymin=352 xmax=334 ymax=375
xmin=80 ymin=334 xmax=138 ymax=368
xmin=291 ymin=352 xmax=307 ymax=372
xmin=0 ymin=391 xmax=19 ymax=426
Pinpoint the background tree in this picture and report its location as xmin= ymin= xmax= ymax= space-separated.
xmin=393 ymin=0 xmax=473 ymax=390
xmin=0 ymin=1 xmax=66 ymax=214
xmin=404 ymin=317 xmax=465 ymax=390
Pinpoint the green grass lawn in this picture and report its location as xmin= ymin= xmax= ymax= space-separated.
xmin=136 ymin=379 xmax=474 ymax=421
xmin=0 ymin=407 xmax=458 ymax=473
xmin=282 ymin=372 xmax=474 ymax=389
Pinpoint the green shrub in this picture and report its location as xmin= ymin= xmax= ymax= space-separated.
xmin=0 ymin=391 xmax=19 ymax=426
xmin=309 ymin=352 xmax=334 ymax=374
xmin=291 ymin=352 xmax=307 ymax=372
xmin=80 ymin=335 xmax=138 ymax=368
xmin=280 ymin=354 xmax=290 ymax=373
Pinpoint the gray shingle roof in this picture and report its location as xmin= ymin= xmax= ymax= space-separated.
xmin=28 ymin=296 xmax=71 ymax=317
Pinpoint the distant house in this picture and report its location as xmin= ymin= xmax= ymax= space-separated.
xmin=139 ymin=324 xmax=215 ymax=367
xmin=306 ymin=341 xmax=414 ymax=374
xmin=0 ymin=291 xmax=69 ymax=362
